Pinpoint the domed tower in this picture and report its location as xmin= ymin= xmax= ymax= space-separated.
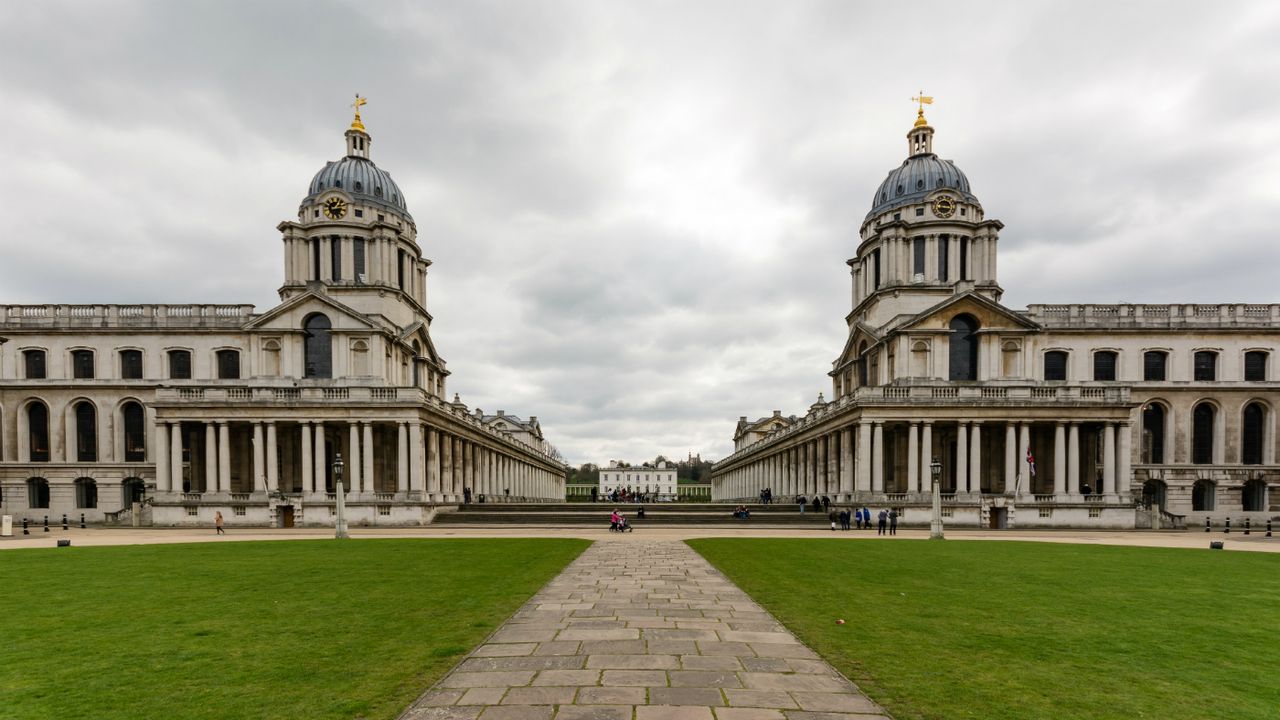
xmin=277 ymin=97 xmax=431 ymax=329
xmin=847 ymin=101 xmax=1004 ymax=329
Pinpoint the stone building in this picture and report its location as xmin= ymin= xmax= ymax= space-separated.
xmin=712 ymin=106 xmax=1278 ymax=528
xmin=600 ymin=460 xmax=678 ymax=501
xmin=0 ymin=104 xmax=566 ymax=527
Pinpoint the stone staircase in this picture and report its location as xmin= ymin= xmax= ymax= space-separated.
xmin=433 ymin=502 xmax=839 ymax=527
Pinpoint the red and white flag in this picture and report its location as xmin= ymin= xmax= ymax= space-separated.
xmin=1026 ymin=446 xmax=1036 ymax=477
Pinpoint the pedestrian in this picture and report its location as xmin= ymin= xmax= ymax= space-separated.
xmin=214 ymin=510 xmax=225 ymax=535
xmin=822 ymin=495 xmax=831 ymax=512
xmin=862 ymin=506 xmax=872 ymax=531
xmin=811 ymin=496 xmax=822 ymax=513
xmin=854 ymin=507 xmax=863 ymax=530
xmin=828 ymin=508 xmax=838 ymax=531
xmin=591 ymin=486 xmax=598 ymax=503
xmin=463 ymin=486 xmax=472 ymax=504
xmin=798 ymin=495 xmax=806 ymax=513
xmin=889 ymin=508 xmax=898 ymax=536
xmin=877 ymin=509 xmax=887 ymax=535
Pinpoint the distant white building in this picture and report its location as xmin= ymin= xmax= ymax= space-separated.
xmin=599 ymin=460 xmax=677 ymax=500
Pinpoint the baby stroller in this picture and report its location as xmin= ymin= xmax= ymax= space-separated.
xmin=609 ymin=515 xmax=633 ymax=533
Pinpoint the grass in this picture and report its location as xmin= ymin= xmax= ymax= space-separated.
xmin=0 ymin=538 xmax=588 ymax=720
xmin=688 ymin=538 xmax=1280 ymax=720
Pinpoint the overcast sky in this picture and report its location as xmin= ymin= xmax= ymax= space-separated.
xmin=3 ymin=1 xmax=1279 ymax=465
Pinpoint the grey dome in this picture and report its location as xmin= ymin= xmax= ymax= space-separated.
xmin=305 ymin=156 xmax=409 ymax=215
xmin=866 ymin=154 xmax=977 ymax=220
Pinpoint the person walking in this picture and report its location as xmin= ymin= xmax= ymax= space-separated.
xmin=214 ymin=510 xmax=225 ymax=536
xmin=854 ymin=507 xmax=863 ymax=530
xmin=862 ymin=506 xmax=872 ymax=531
xmin=877 ymin=509 xmax=887 ymax=536
xmin=822 ymin=495 xmax=831 ymax=513
xmin=463 ymin=486 xmax=472 ymax=504
xmin=811 ymin=496 xmax=822 ymax=513
xmin=798 ymin=495 xmax=806 ymax=513
xmin=828 ymin=508 xmax=838 ymax=531
xmin=889 ymin=508 xmax=899 ymax=536
xmin=591 ymin=486 xmax=598 ymax=503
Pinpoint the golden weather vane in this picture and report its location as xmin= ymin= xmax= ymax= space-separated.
xmin=350 ymin=94 xmax=368 ymax=131
xmin=911 ymin=90 xmax=933 ymax=127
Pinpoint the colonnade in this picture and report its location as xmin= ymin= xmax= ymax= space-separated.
xmin=715 ymin=418 xmax=1133 ymax=502
xmin=153 ymin=417 xmax=562 ymax=501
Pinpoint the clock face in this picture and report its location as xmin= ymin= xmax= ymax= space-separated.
xmin=932 ymin=196 xmax=956 ymax=218
xmin=323 ymin=197 xmax=348 ymax=220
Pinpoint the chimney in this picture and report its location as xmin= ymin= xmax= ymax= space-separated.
xmin=772 ymin=410 xmax=781 ymax=417
xmin=497 ymin=410 xmax=505 ymax=417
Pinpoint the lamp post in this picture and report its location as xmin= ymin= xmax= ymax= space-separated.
xmin=333 ymin=452 xmax=349 ymax=539
xmin=929 ymin=457 xmax=944 ymax=540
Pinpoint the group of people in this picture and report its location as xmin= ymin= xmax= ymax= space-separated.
xmin=608 ymin=509 xmax=634 ymax=532
xmin=757 ymin=488 xmax=775 ymax=504
xmin=825 ymin=506 xmax=898 ymax=535
xmin=732 ymin=505 xmax=751 ymax=520
xmin=594 ymin=486 xmax=650 ymax=503
xmin=794 ymin=494 xmax=834 ymax=514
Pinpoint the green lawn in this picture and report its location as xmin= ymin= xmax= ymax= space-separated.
xmin=689 ymin=538 xmax=1280 ymax=720
xmin=0 ymin=538 xmax=588 ymax=720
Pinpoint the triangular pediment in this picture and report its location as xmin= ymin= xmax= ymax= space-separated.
xmin=246 ymin=291 xmax=378 ymax=331
xmin=833 ymin=321 xmax=883 ymax=369
xmin=896 ymin=292 xmax=1040 ymax=334
xmin=396 ymin=320 xmax=445 ymax=367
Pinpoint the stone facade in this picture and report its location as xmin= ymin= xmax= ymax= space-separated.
xmin=600 ymin=460 xmax=678 ymax=501
xmin=712 ymin=111 xmax=1279 ymax=529
xmin=0 ymin=110 xmax=566 ymax=527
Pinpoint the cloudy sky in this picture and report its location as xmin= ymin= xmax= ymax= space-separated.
xmin=3 ymin=1 xmax=1279 ymax=464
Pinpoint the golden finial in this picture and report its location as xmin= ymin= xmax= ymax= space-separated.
xmin=911 ymin=91 xmax=933 ymax=127
xmin=350 ymin=94 xmax=368 ymax=131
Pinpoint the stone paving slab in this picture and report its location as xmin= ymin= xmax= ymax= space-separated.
xmin=398 ymin=540 xmax=890 ymax=720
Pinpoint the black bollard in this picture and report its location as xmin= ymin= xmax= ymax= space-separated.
xmin=22 ymin=518 xmax=29 ymax=535
xmin=80 ymin=513 xmax=86 ymax=529
xmin=1268 ymin=519 xmax=1273 ymax=538
xmin=1205 ymin=516 xmax=1211 ymax=532
xmin=43 ymin=516 xmax=50 ymax=533
xmin=62 ymin=514 xmax=68 ymax=531
xmin=1245 ymin=517 xmax=1251 ymax=535
xmin=1225 ymin=517 xmax=1231 ymax=534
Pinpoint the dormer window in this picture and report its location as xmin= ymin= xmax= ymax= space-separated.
xmin=895 ymin=184 xmax=903 ymax=195
xmin=374 ymin=186 xmax=383 ymax=197
xmin=334 ymin=179 xmax=342 ymax=188
xmin=354 ymin=181 xmax=363 ymax=192
xmin=916 ymin=179 xmax=924 ymax=189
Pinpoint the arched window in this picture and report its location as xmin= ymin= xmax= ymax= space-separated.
xmin=303 ymin=314 xmax=333 ymax=378
xmin=122 ymin=477 xmax=146 ymax=506
xmin=1044 ymin=351 xmax=1068 ymax=381
xmin=27 ymin=477 xmax=50 ymax=509
xmin=75 ymin=477 xmax=98 ymax=509
xmin=28 ymin=402 xmax=50 ymax=462
xmin=75 ymin=401 xmax=97 ymax=462
xmin=1192 ymin=403 xmax=1216 ymax=465
xmin=411 ymin=340 xmax=422 ymax=387
xmin=856 ymin=342 xmax=868 ymax=387
xmin=1243 ymin=479 xmax=1267 ymax=512
xmin=1140 ymin=403 xmax=1166 ymax=464
xmin=1093 ymin=351 xmax=1118 ymax=381
xmin=123 ymin=402 xmax=146 ymax=462
xmin=1141 ymin=479 xmax=1167 ymax=510
xmin=948 ymin=315 xmax=979 ymax=381
xmin=1242 ymin=402 xmax=1266 ymax=465
xmin=1192 ymin=479 xmax=1215 ymax=511
xmin=1143 ymin=350 xmax=1168 ymax=381
xmin=216 ymin=349 xmax=241 ymax=379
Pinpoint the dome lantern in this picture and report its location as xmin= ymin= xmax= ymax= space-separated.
xmin=345 ymin=94 xmax=371 ymax=160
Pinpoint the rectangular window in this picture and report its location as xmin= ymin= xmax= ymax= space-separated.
xmin=353 ymin=238 xmax=366 ymax=281
xmin=1143 ymin=351 xmax=1167 ymax=381
xmin=1245 ymin=351 xmax=1267 ymax=381
xmin=872 ymin=249 xmax=882 ymax=288
xmin=1044 ymin=351 xmax=1068 ymax=381
xmin=937 ymin=235 xmax=949 ymax=282
xmin=311 ymin=238 xmax=321 ymax=280
xmin=959 ymin=237 xmax=969 ymax=280
xmin=120 ymin=350 xmax=143 ymax=379
xmin=397 ymin=249 xmax=406 ymax=290
xmin=1089 ymin=507 xmax=1101 ymax=519
xmin=913 ymin=237 xmax=925 ymax=276
xmin=72 ymin=350 xmax=95 ymax=379
xmin=330 ymin=236 xmax=342 ymax=281
xmin=216 ymin=350 xmax=241 ymax=380
xmin=1093 ymin=351 xmax=1117 ymax=381
xmin=169 ymin=350 xmax=192 ymax=379
xmin=1194 ymin=351 xmax=1217 ymax=381
xmin=24 ymin=349 xmax=46 ymax=379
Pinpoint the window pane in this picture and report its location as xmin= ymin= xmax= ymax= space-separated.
xmin=1194 ymin=352 xmax=1217 ymax=381
xmin=169 ymin=350 xmax=192 ymax=379
xmin=120 ymin=350 xmax=143 ymax=379
xmin=217 ymin=350 xmax=241 ymax=379
xmin=1093 ymin=351 xmax=1117 ymax=381
xmin=1192 ymin=404 xmax=1214 ymax=464
xmin=913 ymin=237 xmax=925 ymax=275
xmin=1245 ymin=351 xmax=1267 ymax=382
xmin=24 ymin=350 xmax=46 ymax=379
xmin=1143 ymin=351 xmax=1166 ymax=381
xmin=72 ymin=350 xmax=95 ymax=379
xmin=1044 ymin=352 xmax=1067 ymax=381
xmin=354 ymin=238 xmax=366 ymax=280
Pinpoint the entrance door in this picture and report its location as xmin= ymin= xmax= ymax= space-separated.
xmin=280 ymin=506 xmax=295 ymax=528
xmin=989 ymin=507 xmax=1007 ymax=529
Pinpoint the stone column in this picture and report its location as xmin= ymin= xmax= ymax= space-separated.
xmin=872 ymin=422 xmax=884 ymax=493
xmin=815 ymin=437 xmax=827 ymax=496
xmin=396 ymin=422 xmax=409 ymax=494
xmin=1102 ymin=423 xmax=1117 ymax=495
xmin=1068 ymin=423 xmax=1081 ymax=495
xmin=427 ymin=428 xmax=440 ymax=500
xmin=313 ymin=423 xmax=326 ymax=494
xmin=217 ymin=422 xmax=231 ymax=494
xmin=1018 ymin=423 xmax=1031 ymax=496
xmin=1054 ymin=423 xmax=1067 ymax=496
xmin=360 ymin=420 xmax=373 ymax=491
xmin=170 ymin=423 xmax=184 ymax=494
xmin=453 ymin=437 xmax=464 ymax=498
xmin=1117 ymin=422 xmax=1132 ymax=498
xmin=252 ymin=422 xmax=265 ymax=492
xmin=1004 ymin=423 xmax=1017 ymax=494
xmin=266 ymin=422 xmax=279 ymax=492
xmin=409 ymin=422 xmax=423 ymax=495
xmin=840 ymin=426 xmax=854 ymax=500
xmin=348 ymin=423 xmax=362 ymax=493
xmin=956 ymin=423 xmax=969 ymax=494
xmin=907 ymin=422 xmax=920 ymax=493
xmin=301 ymin=422 xmax=313 ymax=494
xmin=827 ymin=434 xmax=838 ymax=495
xmin=856 ymin=423 xmax=871 ymax=493
xmin=970 ymin=422 xmax=982 ymax=494
xmin=204 ymin=423 xmax=218 ymax=494
xmin=155 ymin=421 xmax=171 ymax=492
xmin=441 ymin=433 xmax=454 ymax=500
xmin=802 ymin=441 xmax=813 ymax=495
xmin=920 ymin=422 xmax=933 ymax=489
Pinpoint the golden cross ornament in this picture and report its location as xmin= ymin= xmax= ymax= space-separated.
xmin=911 ymin=91 xmax=933 ymax=113
xmin=350 ymin=94 xmax=368 ymax=131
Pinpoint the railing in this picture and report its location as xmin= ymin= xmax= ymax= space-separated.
xmin=1034 ymin=494 xmax=1055 ymax=502
xmin=1024 ymin=303 xmax=1280 ymax=327
xmin=273 ymin=388 xmax=300 ymax=400
xmin=373 ymin=493 xmax=395 ymax=501
xmin=885 ymin=493 xmax=909 ymax=503
xmin=0 ymin=304 xmax=256 ymax=328
xmin=181 ymin=493 xmax=202 ymax=502
xmin=1083 ymin=494 xmax=1105 ymax=503
xmin=323 ymin=388 xmax=349 ymax=399
xmin=227 ymin=387 xmax=252 ymax=400
xmin=230 ymin=493 xmax=250 ymax=501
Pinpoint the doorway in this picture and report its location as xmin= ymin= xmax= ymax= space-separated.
xmin=989 ymin=507 xmax=1007 ymax=529
xmin=279 ymin=506 xmax=295 ymax=528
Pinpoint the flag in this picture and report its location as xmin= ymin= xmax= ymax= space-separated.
xmin=1026 ymin=446 xmax=1036 ymax=477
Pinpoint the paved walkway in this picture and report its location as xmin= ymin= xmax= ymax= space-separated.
xmin=398 ymin=540 xmax=887 ymax=720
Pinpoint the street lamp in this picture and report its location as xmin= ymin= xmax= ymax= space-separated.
xmin=929 ymin=457 xmax=944 ymax=540
xmin=333 ymin=452 xmax=349 ymax=539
